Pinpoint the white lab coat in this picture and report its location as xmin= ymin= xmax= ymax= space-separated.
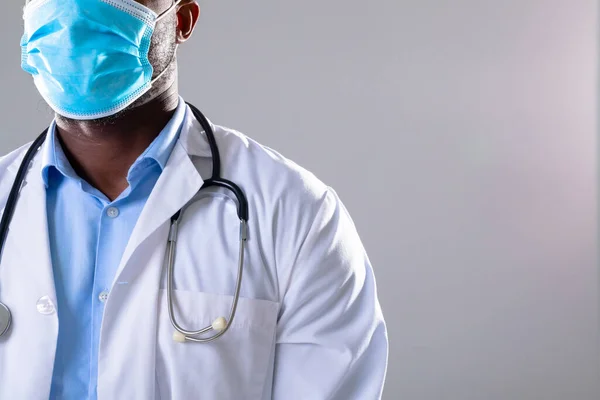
xmin=0 ymin=105 xmax=388 ymax=399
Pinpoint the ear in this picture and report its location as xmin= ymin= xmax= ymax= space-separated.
xmin=176 ymin=0 xmax=200 ymax=44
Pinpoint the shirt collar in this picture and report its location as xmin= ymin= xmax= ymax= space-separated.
xmin=40 ymin=120 xmax=77 ymax=186
xmin=134 ymin=96 xmax=186 ymax=171
xmin=41 ymin=96 xmax=187 ymax=187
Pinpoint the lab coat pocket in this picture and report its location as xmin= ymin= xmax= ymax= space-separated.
xmin=155 ymin=289 xmax=279 ymax=400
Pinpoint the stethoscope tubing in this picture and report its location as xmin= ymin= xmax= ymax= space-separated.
xmin=0 ymin=103 xmax=248 ymax=343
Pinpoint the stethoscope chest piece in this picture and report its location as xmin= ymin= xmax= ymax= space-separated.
xmin=0 ymin=302 xmax=11 ymax=337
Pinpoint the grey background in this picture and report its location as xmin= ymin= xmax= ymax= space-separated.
xmin=2 ymin=1 xmax=599 ymax=399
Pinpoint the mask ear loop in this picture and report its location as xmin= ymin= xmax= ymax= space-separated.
xmin=156 ymin=0 xmax=183 ymax=23
xmin=150 ymin=0 xmax=183 ymax=86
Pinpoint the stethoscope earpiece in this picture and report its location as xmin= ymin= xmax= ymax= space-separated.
xmin=172 ymin=330 xmax=186 ymax=343
xmin=211 ymin=317 xmax=227 ymax=332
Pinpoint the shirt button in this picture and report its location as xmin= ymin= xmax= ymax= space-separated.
xmin=98 ymin=291 xmax=109 ymax=303
xmin=106 ymin=207 xmax=120 ymax=218
xmin=36 ymin=296 xmax=56 ymax=315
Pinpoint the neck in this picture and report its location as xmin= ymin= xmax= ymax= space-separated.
xmin=54 ymin=85 xmax=180 ymax=201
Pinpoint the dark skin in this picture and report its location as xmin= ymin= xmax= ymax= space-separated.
xmin=52 ymin=0 xmax=200 ymax=201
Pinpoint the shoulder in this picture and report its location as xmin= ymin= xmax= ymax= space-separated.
xmin=210 ymin=125 xmax=351 ymax=294
xmin=0 ymin=142 xmax=33 ymax=200
xmin=213 ymin=124 xmax=331 ymax=218
xmin=0 ymin=142 xmax=32 ymax=171
xmin=0 ymin=143 xmax=33 ymax=175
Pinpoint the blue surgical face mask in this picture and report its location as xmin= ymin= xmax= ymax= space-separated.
xmin=21 ymin=0 xmax=179 ymax=120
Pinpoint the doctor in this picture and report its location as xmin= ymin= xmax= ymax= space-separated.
xmin=0 ymin=0 xmax=388 ymax=399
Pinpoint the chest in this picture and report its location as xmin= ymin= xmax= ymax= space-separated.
xmin=101 ymin=194 xmax=281 ymax=399
xmin=0 ymin=191 xmax=281 ymax=400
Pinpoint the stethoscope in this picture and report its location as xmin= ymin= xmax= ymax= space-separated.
xmin=0 ymin=103 xmax=248 ymax=343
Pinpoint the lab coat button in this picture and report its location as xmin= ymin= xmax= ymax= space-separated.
xmin=106 ymin=207 xmax=120 ymax=218
xmin=99 ymin=291 xmax=109 ymax=303
xmin=36 ymin=296 xmax=55 ymax=315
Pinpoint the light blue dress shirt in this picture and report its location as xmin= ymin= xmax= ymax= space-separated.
xmin=41 ymin=99 xmax=187 ymax=400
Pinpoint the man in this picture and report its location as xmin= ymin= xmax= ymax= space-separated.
xmin=0 ymin=0 xmax=388 ymax=398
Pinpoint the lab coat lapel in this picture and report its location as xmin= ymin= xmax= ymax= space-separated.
xmin=0 ymin=151 xmax=58 ymax=399
xmin=112 ymin=110 xmax=207 ymax=285
xmin=7 ymin=152 xmax=56 ymax=306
